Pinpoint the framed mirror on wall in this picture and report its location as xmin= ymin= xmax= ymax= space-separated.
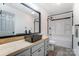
xmin=0 ymin=3 xmax=41 ymax=37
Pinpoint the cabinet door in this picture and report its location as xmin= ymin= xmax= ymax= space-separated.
xmin=38 ymin=46 xmax=44 ymax=56
xmin=16 ymin=49 xmax=30 ymax=56
xmin=32 ymin=42 xmax=44 ymax=53
xmin=32 ymin=46 xmax=44 ymax=56
xmin=44 ymin=39 xmax=49 ymax=56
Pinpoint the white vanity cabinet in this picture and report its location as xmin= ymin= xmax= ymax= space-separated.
xmin=31 ymin=39 xmax=49 ymax=56
xmin=15 ymin=39 xmax=48 ymax=56
xmin=32 ymin=46 xmax=44 ymax=56
xmin=16 ymin=48 xmax=30 ymax=56
xmin=31 ymin=42 xmax=44 ymax=56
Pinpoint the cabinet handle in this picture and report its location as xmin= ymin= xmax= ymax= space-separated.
xmin=38 ymin=48 xmax=41 ymax=52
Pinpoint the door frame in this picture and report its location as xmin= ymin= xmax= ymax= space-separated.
xmin=47 ymin=11 xmax=73 ymax=49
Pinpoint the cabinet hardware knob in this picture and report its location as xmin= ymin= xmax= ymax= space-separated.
xmin=38 ymin=49 xmax=41 ymax=52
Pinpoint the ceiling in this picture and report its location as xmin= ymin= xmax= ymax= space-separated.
xmin=4 ymin=3 xmax=73 ymax=17
xmin=35 ymin=3 xmax=73 ymax=16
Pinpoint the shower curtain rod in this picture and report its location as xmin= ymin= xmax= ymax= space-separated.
xmin=51 ymin=17 xmax=71 ymax=21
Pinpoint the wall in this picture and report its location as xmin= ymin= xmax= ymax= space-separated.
xmin=39 ymin=9 xmax=48 ymax=35
xmin=73 ymin=3 xmax=79 ymax=55
xmin=0 ymin=3 xmax=34 ymax=34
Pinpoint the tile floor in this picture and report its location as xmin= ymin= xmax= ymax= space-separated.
xmin=48 ymin=45 xmax=75 ymax=56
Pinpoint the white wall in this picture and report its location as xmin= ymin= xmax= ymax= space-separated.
xmin=39 ymin=9 xmax=48 ymax=35
xmin=0 ymin=4 xmax=34 ymax=34
xmin=73 ymin=3 xmax=79 ymax=56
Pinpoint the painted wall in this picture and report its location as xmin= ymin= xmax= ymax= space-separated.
xmin=0 ymin=3 xmax=34 ymax=34
xmin=73 ymin=3 xmax=79 ymax=55
xmin=40 ymin=9 xmax=48 ymax=35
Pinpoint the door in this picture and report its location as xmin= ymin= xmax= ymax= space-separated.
xmin=48 ymin=16 xmax=72 ymax=48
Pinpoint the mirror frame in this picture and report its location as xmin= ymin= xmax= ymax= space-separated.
xmin=21 ymin=3 xmax=41 ymax=33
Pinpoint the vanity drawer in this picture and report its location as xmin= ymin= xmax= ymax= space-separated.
xmin=16 ymin=49 xmax=30 ymax=56
xmin=32 ymin=42 xmax=44 ymax=53
xmin=32 ymin=46 xmax=44 ymax=56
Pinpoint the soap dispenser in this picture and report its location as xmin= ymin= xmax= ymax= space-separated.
xmin=29 ymin=30 xmax=31 ymax=35
xmin=25 ymin=27 xmax=27 ymax=35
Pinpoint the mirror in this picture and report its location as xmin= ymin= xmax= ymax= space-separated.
xmin=0 ymin=3 xmax=41 ymax=37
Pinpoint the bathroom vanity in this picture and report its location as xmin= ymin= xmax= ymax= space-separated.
xmin=0 ymin=35 xmax=48 ymax=56
xmin=0 ymin=3 xmax=46 ymax=56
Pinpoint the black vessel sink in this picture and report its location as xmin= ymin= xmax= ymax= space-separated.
xmin=24 ymin=34 xmax=42 ymax=43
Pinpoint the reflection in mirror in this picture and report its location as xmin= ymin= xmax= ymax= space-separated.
xmin=0 ymin=10 xmax=14 ymax=37
xmin=0 ymin=3 xmax=40 ymax=37
xmin=34 ymin=18 xmax=39 ymax=33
